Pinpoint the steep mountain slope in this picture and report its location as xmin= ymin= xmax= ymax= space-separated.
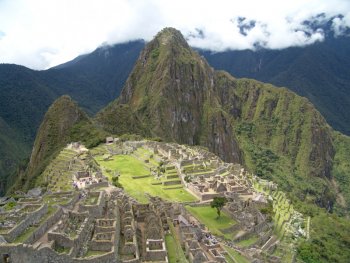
xmin=96 ymin=28 xmax=335 ymax=206
xmin=201 ymin=36 xmax=350 ymax=135
xmin=12 ymin=95 xmax=106 ymax=192
xmin=97 ymin=28 xmax=243 ymax=163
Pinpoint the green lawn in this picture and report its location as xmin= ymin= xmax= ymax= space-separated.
xmin=96 ymin=155 xmax=197 ymax=203
xmin=235 ymin=236 xmax=259 ymax=247
xmin=224 ymin=246 xmax=250 ymax=263
xmin=185 ymin=205 xmax=236 ymax=238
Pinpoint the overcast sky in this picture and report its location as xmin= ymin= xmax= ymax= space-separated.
xmin=0 ymin=0 xmax=349 ymax=70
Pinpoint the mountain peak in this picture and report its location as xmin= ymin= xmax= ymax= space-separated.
xmin=153 ymin=27 xmax=189 ymax=48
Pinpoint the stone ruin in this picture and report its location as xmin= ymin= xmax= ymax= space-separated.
xmin=0 ymin=140 xmax=305 ymax=263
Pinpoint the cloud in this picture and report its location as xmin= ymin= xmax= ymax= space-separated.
xmin=0 ymin=31 xmax=5 ymax=40
xmin=0 ymin=0 xmax=349 ymax=69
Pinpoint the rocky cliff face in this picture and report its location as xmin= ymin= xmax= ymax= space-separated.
xmin=96 ymin=28 xmax=336 ymax=206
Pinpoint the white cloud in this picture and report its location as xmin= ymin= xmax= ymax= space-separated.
xmin=0 ymin=0 xmax=349 ymax=69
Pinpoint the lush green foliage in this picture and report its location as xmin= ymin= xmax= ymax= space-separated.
xmin=297 ymin=209 xmax=350 ymax=263
xmin=210 ymin=196 xmax=228 ymax=218
xmin=332 ymin=132 xmax=350 ymax=213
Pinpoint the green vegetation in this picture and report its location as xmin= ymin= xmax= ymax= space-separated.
xmin=0 ymin=41 xmax=144 ymax=193
xmin=210 ymin=196 xmax=228 ymax=218
xmin=185 ymin=205 xmax=236 ymax=238
xmin=332 ymin=132 xmax=350 ymax=213
xmin=235 ymin=236 xmax=259 ymax=247
xmin=165 ymin=233 xmax=188 ymax=263
xmin=11 ymin=96 xmax=95 ymax=192
xmin=13 ymin=205 xmax=57 ymax=243
xmin=13 ymin=226 xmax=37 ymax=243
xmin=202 ymin=37 xmax=350 ymax=136
xmin=55 ymin=245 xmax=71 ymax=254
xmin=84 ymin=250 xmax=107 ymax=257
xmin=96 ymin=154 xmax=197 ymax=203
xmin=3 ymin=200 xmax=16 ymax=211
xmin=297 ymin=209 xmax=350 ymax=263
xmin=167 ymin=218 xmax=188 ymax=263
xmin=224 ymin=245 xmax=250 ymax=263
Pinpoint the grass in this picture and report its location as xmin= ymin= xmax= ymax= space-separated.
xmin=235 ymin=236 xmax=259 ymax=247
xmin=85 ymin=250 xmax=108 ymax=257
xmin=55 ymin=245 xmax=71 ymax=254
xmin=165 ymin=233 xmax=188 ymax=263
xmin=13 ymin=226 xmax=36 ymax=243
xmin=85 ymin=196 xmax=98 ymax=205
xmin=185 ymin=205 xmax=236 ymax=238
xmin=167 ymin=219 xmax=189 ymax=263
xmin=13 ymin=206 xmax=57 ymax=243
xmin=96 ymin=155 xmax=197 ymax=203
xmin=224 ymin=246 xmax=250 ymax=263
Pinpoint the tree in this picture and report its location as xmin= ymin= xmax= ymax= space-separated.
xmin=184 ymin=174 xmax=192 ymax=183
xmin=210 ymin=197 xmax=227 ymax=218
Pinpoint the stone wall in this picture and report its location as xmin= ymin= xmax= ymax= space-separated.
xmin=86 ymin=181 xmax=109 ymax=190
xmin=78 ymin=191 xmax=105 ymax=218
xmin=3 ymin=204 xmax=48 ymax=242
xmin=162 ymin=180 xmax=181 ymax=186
xmin=62 ymin=193 xmax=80 ymax=210
xmin=0 ymin=244 xmax=116 ymax=263
xmin=90 ymin=238 xmax=113 ymax=252
xmin=25 ymin=207 xmax=64 ymax=244
xmin=48 ymin=212 xmax=92 ymax=258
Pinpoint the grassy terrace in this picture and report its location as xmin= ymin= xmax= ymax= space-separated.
xmin=235 ymin=236 xmax=259 ymax=247
xmin=13 ymin=206 xmax=58 ymax=243
xmin=224 ymin=245 xmax=250 ymax=263
xmin=84 ymin=250 xmax=108 ymax=258
xmin=95 ymin=155 xmax=197 ymax=203
xmin=35 ymin=148 xmax=78 ymax=192
xmin=185 ymin=205 xmax=236 ymax=239
xmin=165 ymin=233 xmax=188 ymax=263
xmin=166 ymin=219 xmax=188 ymax=263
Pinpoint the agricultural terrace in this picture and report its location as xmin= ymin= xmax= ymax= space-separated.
xmin=95 ymin=154 xmax=197 ymax=203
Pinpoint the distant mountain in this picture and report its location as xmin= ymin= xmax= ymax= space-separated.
xmin=200 ymin=36 xmax=350 ymax=135
xmin=0 ymin=41 xmax=144 ymax=192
